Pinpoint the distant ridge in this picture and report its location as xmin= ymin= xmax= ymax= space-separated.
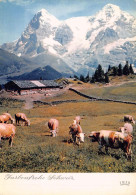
xmin=8 ymin=65 xmax=62 ymax=80
xmin=0 ymin=48 xmax=32 ymax=76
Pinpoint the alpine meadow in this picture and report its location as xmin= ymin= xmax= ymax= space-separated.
xmin=0 ymin=2 xmax=136 ymax=174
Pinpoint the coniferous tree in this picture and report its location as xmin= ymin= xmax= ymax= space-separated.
xmin=95 ymin=64 xmax=105 ymax=82
xmin=92 ymin=64 xmax=105 ymax=82
xmin=118 ymin=64 xmax=123 ymax=76
xmin=113 ymin=66 xmax=118 ymax=76
xmin=105 ymin=73 xmax=109 ymax=83
xmin=74 ymin=75 xmax=79 ymax=79
xmin=123 ymin=61 xmax=130 ymax=75
xmin=108 ymin=65 xmax=111 ymax=72
xmin=129 ymin=64 xmax=134 ymax=74
xmin=91 ymin=76 xmax=95 ymax=83
xmin=94 ymin=69 xmax=99 ymax=81
xmin=85 ymin=72 xmax=90 ymax=82
xmin=80 ymin=74 xmax=85 ymax=82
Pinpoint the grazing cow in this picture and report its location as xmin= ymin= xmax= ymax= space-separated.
xmin=89 ymin=130 xmax=133 ymax=160
xmin=119 ymin=123 xmax=133 ymax=135
xmin=0 ymin=123 xmax=16 ymax=147
xmin=124 ymin=115 xmax=135 ymax=124
xmin=75 ymin=116 xmax=81 ymax=125
xmin=48 ymin=119 xmax=59 ymax=137
xmin=15 ymin=113 xmax=30 ymax=126
xmin=0 ymin=113 xmax=15 ymax=124
xmin=69 ymin=120 xmax=85 ymax=145
xmin=75 ymin=133 xmax=85 ymax=145
xmin=3 ymin=113 xmax=15 ymax=124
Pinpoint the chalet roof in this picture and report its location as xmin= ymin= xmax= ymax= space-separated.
xmin=7 ymin=80 xmax=60 ymax=89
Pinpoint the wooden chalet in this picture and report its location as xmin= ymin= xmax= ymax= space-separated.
xmin=5 ymin=80 xmax=61 ymax=95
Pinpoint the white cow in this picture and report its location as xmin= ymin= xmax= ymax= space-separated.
xmin=119 ymin=122 xmax=133 ymax=135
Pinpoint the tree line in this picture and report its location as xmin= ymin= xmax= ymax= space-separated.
xmin=74 ymin=61 xmax=135 ymax=83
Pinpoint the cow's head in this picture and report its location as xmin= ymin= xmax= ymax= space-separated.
xmin=50 ymin=130 xmax=57 ymax=137
xmin=76 ymin=133 xmax=85 ymax=143
xmin=132 ymin=120 xmax=135 ymax=124
xmin=25 ymin=119 xmax=30 ymax=126
xmin=11 ymin=118 xmax=15 ymax=125
xmin=73 ymin=120 xmax=77 ymax=125
xmin=88 ymin=131 xmax=100 ymax=142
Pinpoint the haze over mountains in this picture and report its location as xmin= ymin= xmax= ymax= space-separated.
xmin=1 ymin=4 xmax=136 ymax=76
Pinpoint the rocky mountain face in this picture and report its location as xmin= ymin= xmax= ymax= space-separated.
xmin=1 ymin=4 xmax=136 ymax=75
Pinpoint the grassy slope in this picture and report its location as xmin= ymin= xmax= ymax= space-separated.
xmin=0 ymin=82 xmax=136 ymax=172
xmin=79 ymin=81 xmax=136 ymax=102
xmin=42 ymin=91 xmax=88 ymax=103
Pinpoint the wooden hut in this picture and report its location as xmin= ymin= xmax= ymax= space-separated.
xmin=5 ymin=80 xmax=60 ymax=95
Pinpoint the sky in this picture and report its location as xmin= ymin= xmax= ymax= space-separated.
xmin=0 ymin=0 xmax=136 ymax=45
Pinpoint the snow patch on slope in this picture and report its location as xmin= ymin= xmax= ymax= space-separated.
xmin=64 ymin=17 xmax=91 ymax=54
xmin=104 ymin=36 xmax=136 ymax=54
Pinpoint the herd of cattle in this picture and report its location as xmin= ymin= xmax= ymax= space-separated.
xmin=0 ymin=112 xmax=135 ymax=161
xmin=68 ymin=115 xmax=134 ymax=161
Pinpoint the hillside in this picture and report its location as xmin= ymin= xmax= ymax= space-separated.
xmin=0 ymin=48 xmax=32 ymax=76
xmin=8 ymin=65 xmax=62 ymax=80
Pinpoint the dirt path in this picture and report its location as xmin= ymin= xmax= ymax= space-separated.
xmin=0 ymin=84 xmax=72 ymax=110
xmin=23 ymin=97 xmax=34 ymax=110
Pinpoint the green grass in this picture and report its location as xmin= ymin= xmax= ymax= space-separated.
xmin=41 ymin=90 xmax=87 ymax=103
xmin=79 ymin=82 xmax=136 ymax=102
xmin=1 ymin=133 xmax=136 ymax=172
xmin=0 ymin=83 xmax=136 ymax=173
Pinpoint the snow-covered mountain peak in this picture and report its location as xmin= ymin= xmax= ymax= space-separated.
xmin=38 ymin=8 xmax=48 ymax=15
xmin=103 ymin=4 xmax=120 ymax=12
xmin=35 ymin=8 xmax=60 ymax=27
xmin=1 ymin=4 xmax=136 ymax=75
xmin=95 ymin=3 xmax=121 ymax=23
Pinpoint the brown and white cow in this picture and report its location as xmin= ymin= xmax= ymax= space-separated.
xmin=124 ymin=115 xmax=135 ymax=124
xmin=48 ymin=118 xmax=59 ymax=137
xmin=119 ymin=122 xmax=133 ymax=135
xmin=69 ymin=120 xmax=85 ymax=145
xmin=89 ymin=130 xmax=133 ymax=160
xmin=0 ymin=123 xmax=16 ymax=147
xmin=15 ymin=113 xmax=30 ymax=126
xmin=0 ymin=113 xmax=15 ymax=124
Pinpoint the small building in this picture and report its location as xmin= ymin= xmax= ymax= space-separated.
xmin=5 ymin=80 xmax=61 ymax=95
